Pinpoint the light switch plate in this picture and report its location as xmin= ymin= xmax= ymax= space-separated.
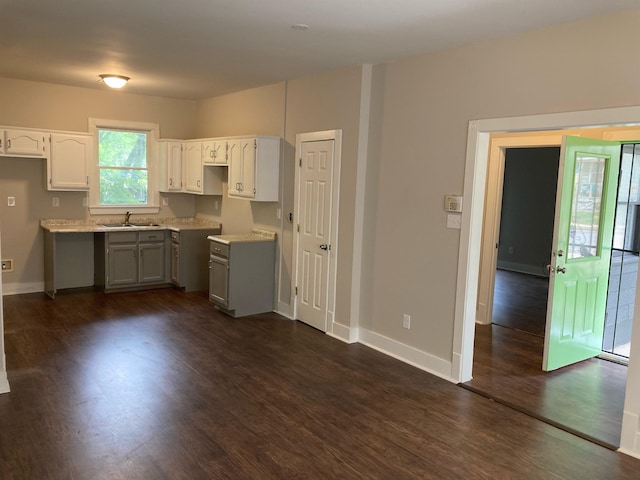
xmin=447 ymin=213 xmax=461 ymax=229
xmin=7 ymin=196 xmax=15 ymax=207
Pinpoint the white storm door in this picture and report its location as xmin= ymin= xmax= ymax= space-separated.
xmin=296 ymin=139 xmax=335 ymax=331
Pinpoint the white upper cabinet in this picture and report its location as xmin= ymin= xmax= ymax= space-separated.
xmin=184 ymin=141 xmax=203 ymax=193
xmin=184 ymin=141 xmax=223 ymax=195
xmin=48 ymin=133 xmax=92 ymax=191
xmin=1 ymin=129 xmax=50 ymax=157
xmin=227 ymin=136 xmax=280 ymax=201
xmin=158 ymin=140 xmax=183 ymax=192
xmin=202 ymin=139 xmax=227 ymax=166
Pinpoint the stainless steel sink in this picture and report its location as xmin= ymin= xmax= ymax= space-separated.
xmin=100 ymin=223 xmax=161 ymax=228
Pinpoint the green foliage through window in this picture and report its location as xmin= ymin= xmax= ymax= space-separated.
xmin=98 ymin=130 xmax=148 ymax=205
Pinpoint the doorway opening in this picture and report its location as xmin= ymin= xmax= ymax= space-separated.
xmin=466 ymin=141 xmax=640 ymax=449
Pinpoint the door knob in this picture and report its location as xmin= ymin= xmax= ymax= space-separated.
xmin=319 ymin=244 xmax=329 ymax=251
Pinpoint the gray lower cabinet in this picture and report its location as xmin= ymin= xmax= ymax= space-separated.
xmin=97 ymin=230 xmax=168 ymax=291
xmin=208 ymin=238 xmax=275 ymax=317
xmin=108 ymin=243 xmax=138 ymax=285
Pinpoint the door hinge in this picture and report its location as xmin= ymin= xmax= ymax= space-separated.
xmin=254 ymin=139 xmax=257 ymax=149
xmin=299 ymin=157 xmax=302 ymax=167
xmin=295 ymin=286 xmax=298 ymax=295
xmin=297 ymin=224 xmax=300 ymax=232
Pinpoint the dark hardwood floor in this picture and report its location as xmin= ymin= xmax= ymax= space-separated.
xmin=492 ymin=269 xmax=549 ymax=336
xmin=464 ymin=269 xmax=628 ymax=449
xmin=1 ymin=289 xmax=640 ymax=479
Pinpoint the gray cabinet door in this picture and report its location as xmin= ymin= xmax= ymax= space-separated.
xmin=170 ymin=242 xmax=180 ymax=285
xmin=209 ymin=254 xmax=229 ymax=307
xmin=139 ymin=243 xmax=165 ymax=283
xmin=108 ymin=244 xmax=138 ymax=286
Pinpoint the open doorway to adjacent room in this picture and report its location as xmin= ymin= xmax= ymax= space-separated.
xmin=464 ymin=136 xmax=639 ymax=450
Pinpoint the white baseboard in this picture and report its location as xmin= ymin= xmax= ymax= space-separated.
xmin=0 ymin=371 xmax=9 ymax=394
xmin=358 ymin=328 xmax=455 ymax=383
xmin=275 ymin=301 xmax=294 ymax=319
xmin=619 ymin=411 xmax=640 ymax=459
xmin=329 ymin=322 xmax=359 ymax=344
xmin=2 ymin=282 xmax=44 ymax=296
xmin=618 ymin=447 xmax=640 ymax=460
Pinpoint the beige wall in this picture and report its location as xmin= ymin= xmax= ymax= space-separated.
xmin=0 ymin=78 xmax=198 ymax=291
xmin=362 ymin=9 xmax=640 ymax=361
xmin=194 ymin=82 xmax=286 ymax=236
xmin=285 ymin=67 xmax=363 ymax=325
xmin=193 ymin=68 xmax=363 ymax=318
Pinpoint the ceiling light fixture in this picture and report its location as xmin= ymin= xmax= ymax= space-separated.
xmin=99 ymin=74 xmax=130 ymax=89
xmin=291 ymin=24 xmax=309 ymax=31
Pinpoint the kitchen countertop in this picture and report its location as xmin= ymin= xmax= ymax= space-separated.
xmin=207 ymin=228 xmax=276 ymax=245
xmin=41 ymin=217 xmax=222 ymax=233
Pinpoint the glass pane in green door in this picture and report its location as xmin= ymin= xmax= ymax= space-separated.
xmin=568 ymin=154 xmax=605 ymax=259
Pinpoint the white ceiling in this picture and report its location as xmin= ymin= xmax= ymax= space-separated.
xmin=0 ymin=0 xmax=638 ymax=100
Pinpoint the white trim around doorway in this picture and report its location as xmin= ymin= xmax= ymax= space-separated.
xmin=292 ymin=130 xmax=343 ymax=338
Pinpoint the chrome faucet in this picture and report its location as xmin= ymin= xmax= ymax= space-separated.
xmin=124 ymin=211 xmax=132 ymax=225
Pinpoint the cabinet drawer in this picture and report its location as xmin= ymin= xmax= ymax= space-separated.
xmin=210 ymin=241 xmax=229 ymax=258
xmin=139 ymin=231 xmax=165 ymax=242
xmin=107 ymin=231 xmax=138 ymax=243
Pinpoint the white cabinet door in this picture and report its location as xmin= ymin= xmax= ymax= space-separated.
xmin=49 ymin=133 xmax=91 ymax=191
xmin=227 ymin=139 xmax=243 ymax=196
xmin=227 ymin=136 xmax=279 ymax=201
xmin=203 ymin=139 xmax=227 ymax=166
xmin=159 ymin=141 xmax=183 ymax=192
xmin=238 ymin=138 xmax=256 ymax=199
xmin=184 ymin=142 xmax=203 ymax=193
xmin=4 ymin=129 xmax=49 ymax=157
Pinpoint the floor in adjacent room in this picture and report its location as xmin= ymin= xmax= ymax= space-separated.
xmin=463 ymin=269 xmax=628 ymax=449
xmin=1 ymin=288 xmax=639 ymax=479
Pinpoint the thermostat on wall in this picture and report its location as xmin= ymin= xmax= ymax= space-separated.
xmin=444 ymin=195 xmax=463 ymax=213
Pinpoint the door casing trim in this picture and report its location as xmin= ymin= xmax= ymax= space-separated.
xmin=292 ymin=130 xmax=342 ymax=335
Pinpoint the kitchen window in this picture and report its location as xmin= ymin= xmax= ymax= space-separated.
xmin=89 ymin=119 xmax=160 ymax=214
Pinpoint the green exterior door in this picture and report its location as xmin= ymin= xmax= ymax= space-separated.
xmin=543 ymin=136 xmax=621 ymax=371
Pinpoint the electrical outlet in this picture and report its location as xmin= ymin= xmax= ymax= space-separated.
xmin=52 ymin=197 xmax=60 ymax=207
xmin=214 ymin=199 xmax=219 ymax=210
xmin=82 ymin=197 xmax=88 ymax=207
xmin=276 ymin=208 xmax=282 ymax=220
xmin=7 ymin=196 xmax=15 ymax=207
xmin=162 ymin=197 xmax=169 ymax=206
xmin=403 ymin=314 xmax=411 ymax=329
xmin=508 ymin=246 xmax=514 ymax=254
xmin=1 ymin=259 xmax=13 ymax=272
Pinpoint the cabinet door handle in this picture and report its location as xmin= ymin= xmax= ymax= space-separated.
xmin=169 ymin=178 xmax=173 ymax=186
xmin=7 ymin=139 xmax=11 ymax=149
xmin=210 ymin=150 xmax=215 ymax=158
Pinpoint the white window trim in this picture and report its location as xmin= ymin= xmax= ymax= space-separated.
xmin=88 ymin=118 xmax=160 ymax=215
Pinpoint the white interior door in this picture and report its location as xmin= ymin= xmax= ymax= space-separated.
xmin=296 ymin=139 xmax=335 ymax=331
